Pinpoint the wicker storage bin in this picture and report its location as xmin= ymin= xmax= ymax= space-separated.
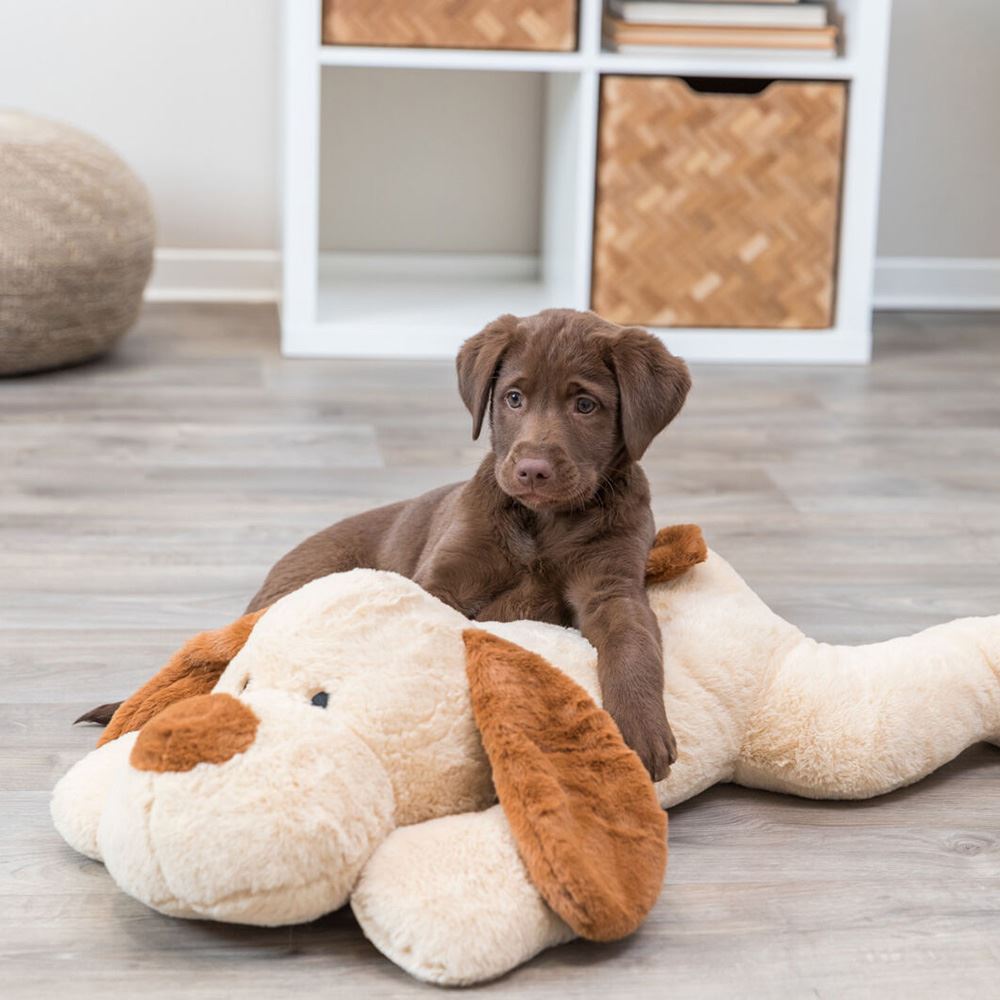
xmin=592 ymin=77 xmax=847 ymax=330
xmin=323 ymin=0 xmax=577 ymax=51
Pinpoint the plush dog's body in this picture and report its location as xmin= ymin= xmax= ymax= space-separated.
xmin=56 ymin=527 xmax=1000 ymax=986
xmin=247 ymin=310 xmax=691 ymax=778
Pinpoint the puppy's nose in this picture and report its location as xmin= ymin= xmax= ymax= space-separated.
xmin=130 ymin=693 xmax=258 ymax=773
xmin=515 ymin=458 xmax=553 ymax=486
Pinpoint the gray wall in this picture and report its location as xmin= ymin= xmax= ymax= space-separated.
xmin=319 ymin=68 xmax=544 ymax=254
xmin=0 ymin=0 xmax=279 ymax=250
xmin=877 ymin=0 xmax=1000 ymax=258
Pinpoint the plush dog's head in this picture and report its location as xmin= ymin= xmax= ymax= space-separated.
xmin=52 ymin=571 xmax=495 ymax=926
xmin=456 ymin=309 xmax=691 ymax=511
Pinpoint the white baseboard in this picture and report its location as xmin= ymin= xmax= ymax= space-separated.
xmin=146 ymin=249 xmax=1000 ymax=314
xmin=874 ymin=257 xmax=1000 ymax=311
xmin=146 ymin=248 xmax=280 ymax=303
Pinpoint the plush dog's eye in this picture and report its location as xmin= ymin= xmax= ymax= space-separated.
xmin=575 ymin=396 xmax=598 ymax=414
xmin=504 ymin=390 xmax=524 ymax=409
xmin=310 ymin=691 xmax=329 ymax=709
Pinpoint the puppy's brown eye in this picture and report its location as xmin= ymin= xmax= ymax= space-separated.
xmin=575 ymin=396 xmax=598 ymax=414
xmin=504 ymin=390 xmax=524 ymax=409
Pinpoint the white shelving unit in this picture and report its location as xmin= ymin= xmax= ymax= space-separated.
xmin=281 ymin=0 xmax=892 ymax=363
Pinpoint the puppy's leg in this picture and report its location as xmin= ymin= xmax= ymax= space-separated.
xmin=601 ymin=601 xmax=676 ymax=782
xmin=570 ymin=578 xmax=676 ymax=781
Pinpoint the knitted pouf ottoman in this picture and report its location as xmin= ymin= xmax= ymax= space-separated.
xmin=0 ymin=111 xmax=154 ymax=376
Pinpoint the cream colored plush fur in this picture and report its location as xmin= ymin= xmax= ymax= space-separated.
xmin=51 ymin=550 xmax=1000 ymax=985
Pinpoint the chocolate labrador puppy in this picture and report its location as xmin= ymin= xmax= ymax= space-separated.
xmin=247 ymin=309 xmax=691 ymax=780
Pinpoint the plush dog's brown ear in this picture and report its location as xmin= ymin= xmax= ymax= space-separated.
xmin=93 ymin=609 xmax=266 ymax=747
xmin=463 ymin=628 xmax=667 ymax=941
xmin=601 ymin=326 xmax=691 ymax=461
xmin=456 ymin=314 xmax=521 ymax=440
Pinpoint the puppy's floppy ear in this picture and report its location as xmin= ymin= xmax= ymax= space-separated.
xmin=602 ymin=326 xmax=691 ymax=461
xmin=456 ymin=314 xmax=521 ymax=440
xmin=463 ymin=628 xmax=667 ymax=941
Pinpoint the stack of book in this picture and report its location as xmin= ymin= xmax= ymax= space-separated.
xmin=604 ymin=1 xmax=839 ymax=57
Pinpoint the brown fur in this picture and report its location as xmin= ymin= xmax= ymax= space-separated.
xmin=645 ymin=524 xmax=708 ymax=584
xmin=463 ymin=628 xmax=667 ymax=940
xmin=129 ymin=693 xmax=259 ymax=773
xmin=245 ymin=309 xmax=691 ymax=779
xmin=97 ymin=609 xmax=265 ymax=747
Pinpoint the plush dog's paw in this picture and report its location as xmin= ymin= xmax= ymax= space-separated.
xmin=609 ymin=702 xmax=677 ymax=783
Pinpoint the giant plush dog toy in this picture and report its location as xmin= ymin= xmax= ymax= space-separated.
xmin=52 ymin=527 xmax=1000 ymax=985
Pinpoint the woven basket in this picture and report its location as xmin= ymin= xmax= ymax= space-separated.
xmin=323 ymin=0 xmax=577 ymax=51
xmin=592 ymin=77 xmax=847 ymax=330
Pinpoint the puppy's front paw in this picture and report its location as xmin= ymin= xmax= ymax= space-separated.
xmin=610 ymin=702 xmax=677 ymax=783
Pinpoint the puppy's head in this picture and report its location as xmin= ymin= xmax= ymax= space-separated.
xmin=456 ymin=309 xmax=691 ymax=511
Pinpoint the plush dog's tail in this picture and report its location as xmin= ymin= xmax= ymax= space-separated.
xmin=74 ymin=702 xmax=122 ymax=727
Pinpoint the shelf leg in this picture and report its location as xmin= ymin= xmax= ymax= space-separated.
xmin=280 ymin=0 xmax=322 ymax=350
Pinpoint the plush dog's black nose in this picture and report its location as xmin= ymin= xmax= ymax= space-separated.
xmin=515 ymin=458 xmax=553 ymax=486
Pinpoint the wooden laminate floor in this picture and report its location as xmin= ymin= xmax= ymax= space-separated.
xmin=3 ymin=305 xmax=999 ymax=998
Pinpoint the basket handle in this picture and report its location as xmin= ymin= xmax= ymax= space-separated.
xmin=681 ymin=77 xmax=775 ymax=97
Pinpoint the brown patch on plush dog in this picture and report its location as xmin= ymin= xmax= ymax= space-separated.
xmin=130 ymin=693 xmax=258 ymax=773
xmin=98 ymin=609 xmax=265 ymax=747
xmin=645 ymin=524 xmax=708 ymax=585
xmin=463 ymin=628 xmax=667 ymax=942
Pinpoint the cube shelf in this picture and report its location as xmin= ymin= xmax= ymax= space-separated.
xmin=281 ymin=0 xmax=893 ymax=363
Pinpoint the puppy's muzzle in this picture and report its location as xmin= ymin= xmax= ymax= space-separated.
xmin=130 ymin=693 xmax=259 ymax=773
